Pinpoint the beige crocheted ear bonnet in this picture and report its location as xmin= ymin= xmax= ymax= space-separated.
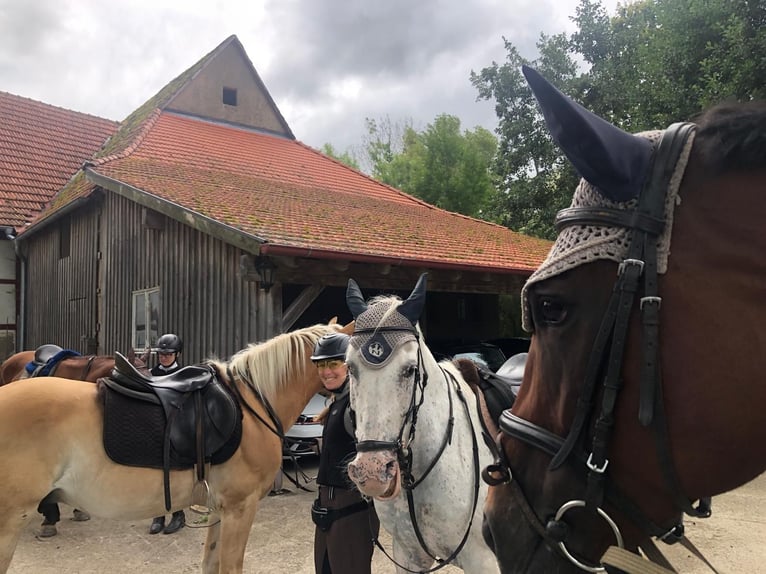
xmin=520 ymin=129 xmax=696 ymax=331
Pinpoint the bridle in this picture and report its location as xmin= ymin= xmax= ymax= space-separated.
xmin=485 ymin=122 xmax=715 ymax=572
xmin=352 ymin=326 xmax=481 ymax=573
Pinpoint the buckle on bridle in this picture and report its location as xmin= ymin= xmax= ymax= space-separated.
xmin=586 ymin=452 xmax=609 ymax=474
xmin=640 ymin=296 xmax=662 ymax=310
xmin=618 ymin=258 xmax=644 ymax=276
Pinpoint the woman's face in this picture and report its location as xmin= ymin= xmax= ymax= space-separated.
xmin=314 ymin=358 xmax=348 ymax=391
xmin=158 ymin=352 xmax=177 ymax=367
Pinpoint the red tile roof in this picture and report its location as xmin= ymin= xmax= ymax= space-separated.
xmin=81 ymin=113 xmax=551 ymax=272
xmin=0 ymin=91 xmax=118 ymax=228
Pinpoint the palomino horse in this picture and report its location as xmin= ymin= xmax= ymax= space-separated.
xmin=345 ymin=275 xmax=500 ymax=573
xmin=481 ymin=67 xmax=766 ymax=572
xmin=0 ymin=347 xmax=148 ymax=536
xmin=0 ymin=321 xmax=350 ymax=573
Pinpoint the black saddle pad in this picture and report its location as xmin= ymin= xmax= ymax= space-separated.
xmin=100 ymin=382 xmax=243 ymax=470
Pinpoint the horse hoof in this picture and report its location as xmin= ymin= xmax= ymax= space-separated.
xmin=38 ymin=524 xmax=57 ymax=538
xmin=72 ymin=509 xmax=90 ymax=521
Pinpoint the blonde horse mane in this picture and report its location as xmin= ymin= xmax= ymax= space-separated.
xmin=207 ymin=323 xmax=339 ymax=403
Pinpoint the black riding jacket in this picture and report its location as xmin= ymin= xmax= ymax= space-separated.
xmin=317 ymin=382 xmax=357 ymax=489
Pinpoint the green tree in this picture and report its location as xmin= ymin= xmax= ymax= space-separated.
xmin=320 ymin=143 xmax=361 ymax=170
xmin=364 ymin=114 xmax=498 ymax=219
xmin=473 ymin=0 xmax=766 ymax=238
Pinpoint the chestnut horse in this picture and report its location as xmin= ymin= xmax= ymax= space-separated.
xmin=0 ymin=321 xmax=350 ymax=573
xmin=481 ymin=67 xmax=766 ymax=573
xmin=0 ymin=348 xmax=145 ymax=386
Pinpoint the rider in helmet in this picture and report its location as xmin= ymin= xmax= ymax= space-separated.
xmin=311 ymin=332 xmax=379 ymax=574
xmin=148 ymin=333 xmax=186 ymax=535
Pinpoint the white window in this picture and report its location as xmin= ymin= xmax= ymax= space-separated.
xmin=132 ymin=288 xmax=160 ymax=350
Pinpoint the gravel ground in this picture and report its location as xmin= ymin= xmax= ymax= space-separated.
xmin=6 ymin=460 xmax=765 ymax=573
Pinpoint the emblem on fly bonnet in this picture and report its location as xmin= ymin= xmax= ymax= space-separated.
xmin=346 ymin=274 xmax=428 ymax=368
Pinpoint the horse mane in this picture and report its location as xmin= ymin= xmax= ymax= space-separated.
xmin=693 ymin=100 xmax=766 ymax=175
xmin=207 ymin=323 xmax=336 ymax=403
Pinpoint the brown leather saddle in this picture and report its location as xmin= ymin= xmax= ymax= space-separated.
xmin=100 ymin=352 xmax=242 ymax=511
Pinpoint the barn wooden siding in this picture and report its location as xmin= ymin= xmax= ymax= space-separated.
xmin=24 ymin=193 xmax=281 ymax=365
xmin=24 ymin=202 xmax=101 ymax=354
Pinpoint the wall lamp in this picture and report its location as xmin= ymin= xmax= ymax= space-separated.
xmin=254 ymin=256 xmax=277 ymax=292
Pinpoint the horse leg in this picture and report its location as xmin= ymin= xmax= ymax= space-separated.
xmin=212 ymin=500 xmax=259 ymax=574
xmin=0 ymin=511 xmax=33 ymax=573
xmin=201 ymin=520 xmax=222 ymax=574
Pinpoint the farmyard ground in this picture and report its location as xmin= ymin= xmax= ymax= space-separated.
xmin=6 ymin=460 xmax=765 ymax=573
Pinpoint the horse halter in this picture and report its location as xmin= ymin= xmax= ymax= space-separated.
xmin=490 ymin=122 xmax=709 ymax=572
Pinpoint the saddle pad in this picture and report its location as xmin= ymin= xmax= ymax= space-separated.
xmin=101 ymin=384 xmax=243 ymax=470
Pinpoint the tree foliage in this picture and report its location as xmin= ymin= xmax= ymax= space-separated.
xmin=472 ymin=0 xmax=766 ymax=238
xmin=364 ymin=114 xmax=498 ymax=219
xmin=320 ymin=143 xmax=361 ymax=171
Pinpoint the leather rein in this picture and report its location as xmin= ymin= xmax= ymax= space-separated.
xmin=487 ymin=123 xmax=717 ymax=572
xmin=353 ymin=327 xmax=481 ymax=573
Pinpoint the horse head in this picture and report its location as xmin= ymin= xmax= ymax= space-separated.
xmin=482 ymin=68 xmax=766 ymax=572
xmin=344 ymin=274 xmax=435 ymax=500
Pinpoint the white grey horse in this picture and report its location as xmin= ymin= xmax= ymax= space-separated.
xmin=345 ymin=274 xmax=500 ymax=574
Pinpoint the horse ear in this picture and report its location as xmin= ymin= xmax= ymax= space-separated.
xmin=398 ymin=273 xmax=428 ymax=326
xmin=522 ymin=65 xmax=653 ymax=203
xmin=340 ymin=320 xmax=355 ymax=335
xmin=346 ymin=279 xmax=368 ymax=318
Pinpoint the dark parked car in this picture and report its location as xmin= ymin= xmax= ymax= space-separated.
xmin=429 ymin=341 xmax=507 ymax=373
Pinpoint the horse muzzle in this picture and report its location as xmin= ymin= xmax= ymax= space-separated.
xmin=347 ymin=450 xmax=401 ymax=500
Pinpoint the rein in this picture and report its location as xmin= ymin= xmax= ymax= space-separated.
xmin=224 ymin=365 xmax=284 ymax=439
xmin=494 ymin=123 xmax=719 ymax=572
xmin=353 ymin=328 xmax=481 ymax=573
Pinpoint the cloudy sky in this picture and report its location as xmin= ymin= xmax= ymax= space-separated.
xmin=1 ymin=0 xmax=620 ymax=152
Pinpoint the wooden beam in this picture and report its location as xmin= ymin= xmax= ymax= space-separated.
xmin=283 ymin=284 xmax=325 ymax=330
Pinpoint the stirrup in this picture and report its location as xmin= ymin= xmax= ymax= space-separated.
xmin=190 ymin=479 xmax=214 ymax=515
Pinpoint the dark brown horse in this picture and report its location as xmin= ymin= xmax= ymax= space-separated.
xmin=481 ymin=67 xmax=766 ymax=573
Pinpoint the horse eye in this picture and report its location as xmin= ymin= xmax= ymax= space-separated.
xmin=538 ymin=297 xmax=567 ymax=325
xmin=402 ymin=365 xmax=417 ymax=379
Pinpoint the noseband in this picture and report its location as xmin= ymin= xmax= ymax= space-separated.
xmin=489 ymin=123 xmax=713 ymax=572
xmin=352 ymin=326 xmax=481 ymax=573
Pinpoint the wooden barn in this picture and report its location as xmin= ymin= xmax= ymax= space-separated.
xmin=11 ymin=35 xmax=551 ymax=365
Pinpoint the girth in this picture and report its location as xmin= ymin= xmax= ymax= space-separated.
xmin=102 ymin=352 xmax=242 ymax=511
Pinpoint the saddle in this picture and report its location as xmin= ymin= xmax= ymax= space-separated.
xmin=100 ymin=352 xmax=243 ymax=511
xmin=25 ymin=344 xmax=81 ymax=377
xmin=455 ymin=356 xmax=522 ymax=439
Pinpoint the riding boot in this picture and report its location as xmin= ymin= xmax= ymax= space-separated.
xmin=38 ymin=521 xmax=57 ymax=538
xmin=163 ymin=511 xmax=185 ymax=534
xmin=149 ymin=516 xmax=165 ymax=535
xmin=72 ymin=509 xmax=91 ymax=521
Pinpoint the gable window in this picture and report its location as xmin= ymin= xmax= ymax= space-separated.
xmin=59 ymin=216 xmax=71 ymax=259
xmin=222 ymin=87 xmax=237 ymax=106
xmin=132 ymin=287 xmax=160 ymax=350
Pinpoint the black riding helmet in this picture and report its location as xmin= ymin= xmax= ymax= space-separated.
xmin=311 ymin=333 xmax=349 ymax=361
xmin=157 ymin=333 xmax=183 ymax=354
